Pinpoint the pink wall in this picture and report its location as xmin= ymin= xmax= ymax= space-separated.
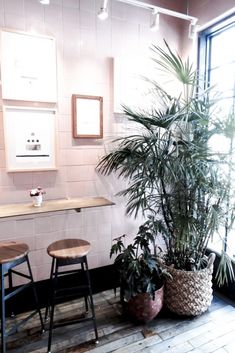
xmin=188 ymin=0 xmax=234 ymax=26
xmin=0 ymin=0 xmax=192 ymax=284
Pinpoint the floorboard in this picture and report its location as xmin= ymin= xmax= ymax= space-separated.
xmin=4 ymin=289 xmax=235 ymax=353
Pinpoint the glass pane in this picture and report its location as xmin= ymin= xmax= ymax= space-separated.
xmin=209 ymin=63 xmax=235 ymax=98
xmin=210 ymin=25 xmax=235 ymax=69
xmin=206 ymin=21 xmax=235 ymax=260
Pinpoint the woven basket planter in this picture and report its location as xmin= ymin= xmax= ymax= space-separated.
xmin=164 ymin=253 xmax=215 ymax=316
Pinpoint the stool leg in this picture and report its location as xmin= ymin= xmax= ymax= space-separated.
xmin=8 ymin=269 xmax=13 ymax=289
xmin=1 ymin=264 xmax=6 ymax=353
xmin=8 ymin=269 xmax=15 ymax=318
xmin=25 ymin=255 xmax=45 ymax=333
xmin=84 ymin=258 xmax=99 ymax=343
xmin=81 ymin=262 xmax=89 ymax=313
xmin=45 ymin=258 xmax=55 ymax=321
xmin=47 ymin=260 xmax=58 ymax=353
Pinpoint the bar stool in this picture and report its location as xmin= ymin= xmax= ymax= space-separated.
xmin=46 ymin=238 xmax=99 ymax=353
xmin=0 ymin=241 xmax=44 ymax=353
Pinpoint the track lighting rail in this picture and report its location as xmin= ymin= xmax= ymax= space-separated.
xmin=117 ymin=0 xmax=197 ymax=24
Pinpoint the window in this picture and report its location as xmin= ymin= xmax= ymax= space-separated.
xmin=198 ymin=14 xmax=235 ymax=259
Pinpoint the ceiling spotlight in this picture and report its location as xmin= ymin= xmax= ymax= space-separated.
xmin=150 ymin=11 xmax=160 ymax=32
xmin=97 ymin=0 xmax=109 ymax=20
xmin=39 ymin=0 xmax=50 ymax=4
xmin=188 ymin=19 xmax=198 ymax=39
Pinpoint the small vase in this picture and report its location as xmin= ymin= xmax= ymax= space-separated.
xmin=33 ymin=195 xmax=43 ymax=207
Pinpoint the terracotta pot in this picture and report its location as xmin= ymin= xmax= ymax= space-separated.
xmin=124 ymin=285 xmax=164 ymax=323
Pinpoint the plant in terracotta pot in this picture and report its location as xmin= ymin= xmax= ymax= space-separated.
xmin=97 ymin=41 xmax=235 ymax=316
xmin=110 ymin=223 xmax=165 ymax=323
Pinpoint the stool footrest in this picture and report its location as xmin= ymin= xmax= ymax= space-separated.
xmin=5 ymin=281 xmax=32 ymax=301
xmin=52 ymin=316 xmax=96 ymax=330
xmin=56 ymin=269 xmax=83 ymax=276
xmin=53 ymin=292 xmax=89 ymax=302
xmin=11 ymin=269 xmax=31 ymax=280
xmin=55 ymin=284 xmax=89 ymax=295
xmin=5 ymin=309 xmax=40 ymax=337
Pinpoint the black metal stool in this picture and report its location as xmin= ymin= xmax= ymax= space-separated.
xmin=0 ymin=241 xmax=44 ymax=353
xmin=46 ymin=238 xmax=99 ymax=353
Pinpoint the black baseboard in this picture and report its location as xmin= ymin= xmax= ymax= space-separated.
xmin=4 ymin=264 xmax=118 ymax=316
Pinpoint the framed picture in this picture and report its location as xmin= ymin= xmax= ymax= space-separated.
xmin=1 ymin=29 xmax=57 ymax=102
xmin=72 ymin=94 xmax=103 ymax=139
xmin=113 ymin=56 xmax=154 ymax=113
xmin=3 ymin=106 xmax=57 ymax=172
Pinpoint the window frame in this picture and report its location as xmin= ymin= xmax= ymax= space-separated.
xmin=198 ymin=13 xmax=235 ymax=297
xmin=198 ymin=14 xmax=235 ymax=91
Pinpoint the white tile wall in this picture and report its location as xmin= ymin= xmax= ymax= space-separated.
xmin=0 ymin=219 xmax=16 ymax=237
xmin=4 ymin=0 xmax=24 ymax=16
xmin=0 ymin=0 xmax=183 ymax=283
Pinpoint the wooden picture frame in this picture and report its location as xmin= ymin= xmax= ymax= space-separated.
xmin=3 ymin=106 xmax=57 ymax=172
xmin=72 ymin=94 xmax=103 ymax=139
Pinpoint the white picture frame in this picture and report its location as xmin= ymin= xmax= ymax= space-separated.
xmin=0 ymin=30 xmax=57 ymax=102
xmin=3 ymin=106 xmax=57 ymax=172
xmin=113 ymin=56 xmax=154 ymax=113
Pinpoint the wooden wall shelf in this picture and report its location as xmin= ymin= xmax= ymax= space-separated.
xmin=0 ymin=197 xmax=114 ymax=219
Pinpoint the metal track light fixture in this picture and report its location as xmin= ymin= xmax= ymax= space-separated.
xmin=39 ymin=0 xmax=50 ymax=4
xmin=97 ymin=0 xmax=198 ymax=39
xmin=188 ymin=19 xmax=198 ymax=39
xmin=150 ymin=10 xmax=160 ymax=32
xmin=97 ymin=0 xmax=109 ymax=20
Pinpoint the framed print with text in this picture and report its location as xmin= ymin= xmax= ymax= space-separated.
xmin=3 ymin=106 xmax=57 ymax=172
xmin=1 ymin=30 xmax=57 ymax=102
xmin=72 ymin=94 xmax=103 ymax=139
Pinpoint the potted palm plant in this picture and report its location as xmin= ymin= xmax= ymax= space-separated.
xmin=97 ymin=41 xmax=235 ymax=316
xmin=111 ymin=223 xmax=164 ymax=323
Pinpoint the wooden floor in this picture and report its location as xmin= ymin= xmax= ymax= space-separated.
xmin=5 ymin=289 xmax=235 ymax=353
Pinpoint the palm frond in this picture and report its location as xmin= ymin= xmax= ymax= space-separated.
xmin=151 ymin=40 xmax=196 ymax=86
xmin=215 ymin=251 xmax=235 ymax=287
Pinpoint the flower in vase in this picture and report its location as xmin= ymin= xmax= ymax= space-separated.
xmin=30 ymin=186 xmax=46 ymax=197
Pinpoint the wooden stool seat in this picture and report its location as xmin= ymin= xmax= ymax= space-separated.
xmin=47 ymin=239 xmax=91 ymax=260
xmin=0 ymin=241 xmax=29 ymax=264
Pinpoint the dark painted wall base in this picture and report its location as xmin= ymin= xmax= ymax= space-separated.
xmin=4 ymin=264 xmax=119 ymax=317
